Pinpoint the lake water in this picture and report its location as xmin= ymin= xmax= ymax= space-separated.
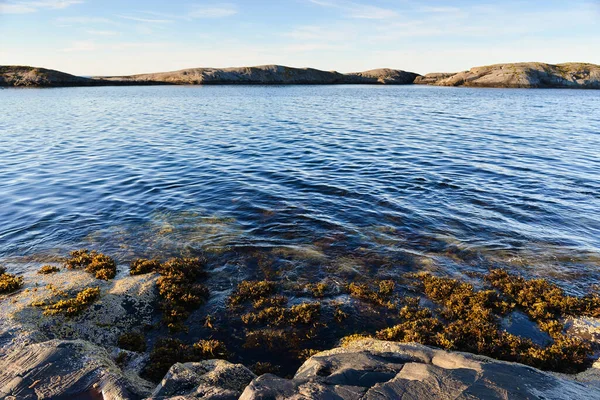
xmin=1 ymin=85 xmax=599 ymax=294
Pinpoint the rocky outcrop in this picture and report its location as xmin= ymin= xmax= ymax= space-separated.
xmin=101 ymin=65 xmax=349 ymax=85
xmin=415 ymin=62 xmax=600 ymax=88
xmin=1 ymin=65 xmax=421 ymax=87
xmin=413 ymin=72 xmax=455 ymax=85
xmin=3 ymin=62 xmax=600 ymax=88
xmin=0 ymin=269 xmax=159 ymax=354
xmin=101 ymin=65 xmax=422 ymax=85
xmin=0 ymin=66 xmax=100 ymax=87
xmin=0 ymin=339 xmax=153 ymax=399
xmin=1 ymin=337 xmax=599 ymax=399
xmin=151 ymin=360 xmax=256 ymax=399
xmin=240 ymin=339 xmax=600 ymax=400
xmin=345 ymin=68 xmax=420 ymax=84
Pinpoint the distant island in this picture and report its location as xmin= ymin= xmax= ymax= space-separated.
xmin=1 ymin=62 xmax=599 ymax=89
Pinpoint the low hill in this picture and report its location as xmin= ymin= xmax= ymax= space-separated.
xmin=100 ymin=64 xmax=420 ymax=85
xmin=0 ymin=65 xmax=98 ymax=87
xmin=414 ymin=62 xmax=600 ymax=88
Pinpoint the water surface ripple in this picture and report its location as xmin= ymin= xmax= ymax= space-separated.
xmin=1 ymin=85 xmax=599 ymax=292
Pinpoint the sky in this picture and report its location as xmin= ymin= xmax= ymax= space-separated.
xmin=0 ymin=0 xmax=599 ymax=76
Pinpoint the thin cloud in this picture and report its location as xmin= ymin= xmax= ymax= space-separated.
xmin=188 ymin=4 xmax=238 ymax=18
xmin=62 ymin=40 xmax=96 ymax=52
xmin=86 ymin=30 xmax=119 ymax=36
xmin=118 ymin=15 xmax=173 ymax=23
xmin=308 ymin=0 xmax=397 ymax=19
xmin=56 ymin=16 xmax=117 ymax=24
xmin=0 ymin=0 xmax=82 ymax=14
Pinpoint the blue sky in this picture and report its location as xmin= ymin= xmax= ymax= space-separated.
xmin=1 ymin=0 xmax=598 ymax=75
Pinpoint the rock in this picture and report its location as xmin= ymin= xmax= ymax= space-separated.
xmin=345 ymin=68 xmax=420 ymax=84
xmin=0 ymin=269 xmax=158 ymax=352
xmin=0 ymin=339 xmax=153 ymax=399
xmin=3 ymin=63 xmax=599 ymax=88
xmin=0 ymin=65 xmax=100 ymax=87
xmin=414 ymin=62 xmax=600 ymax=88
xmin=151 ymin=359 xmax=256 ymax=399
xmin=102 ymin=65 xmax=349 ymax=85
xmin=413 ymin=73 xmax=455 ymax=85
xmin=239 ymin=339 xmax=600 ymax=400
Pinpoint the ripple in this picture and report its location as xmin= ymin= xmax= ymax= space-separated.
xmin=0 ymin=85 xmax=599 ymax=292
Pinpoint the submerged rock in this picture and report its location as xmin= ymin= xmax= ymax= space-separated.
xmin=414 ymin=62 xmax=600 ymax=88
xmin=240 ymin=339 xmax=600 ymax=400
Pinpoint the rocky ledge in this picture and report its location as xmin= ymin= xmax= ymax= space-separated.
xmin=414 ymin=62 xmax=600 ymax=89
xmin=0 ymin=65 xmax=418 ymax=87
xmin=2 ymin=338 xmax=600 ymax=399
xmin=2 ymin=62 xmax=599 ymax=88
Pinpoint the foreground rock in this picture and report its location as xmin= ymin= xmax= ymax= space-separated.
xmin=0 ymin=269 xmax=158 ymax=354
xmin=240 ymin=339 xmax=600 ymax=400
xmin=1 ymin=337 xmax=599 ymax=399
xmin=415 ymin=62 xmax=600 ymax=88
xmin=0 ymin=339 xmax=152 ymax=399
xmin=151 ymin=360 xmax=256 ymax=399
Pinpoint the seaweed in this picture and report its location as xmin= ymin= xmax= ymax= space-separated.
xmin=228 ymin=280 xmax=277 ymax=308
xmin=384 ymin=272 xmax=595 ymax=373
xmin=39 ymin=287 xmax=100 ymax=316
xmin=144 ymin=337 xmax=227 ymax=382
xmin=348 ymin=279 xmax=396 ymax=309
xmin=130 ymin=258 xmax=161 ymax=276
xmin=156 ymin=257 xmax=209 ymax=332
xmin=118 ymin=332 xmax=146 ymax=352
xmin=241 ymin=302 xmax=321 ymax=327
xmin=0 ymin=266 xmax=24 ymax=294
xmin=38 ymin=265 xmax=60 ymax=275
xmin=64 ymin=249 xmax=116 ymax=280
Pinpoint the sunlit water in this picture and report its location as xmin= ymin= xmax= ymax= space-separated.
xmin=1 ymin=85 xmax=599 ymax=293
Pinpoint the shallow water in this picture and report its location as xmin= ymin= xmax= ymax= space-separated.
xmin=1 ymin=85 xmax=599 ymax=293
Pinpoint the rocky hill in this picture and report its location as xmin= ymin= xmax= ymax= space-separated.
xmin=415 ymin=62 xmax=600 ymax=88
xmin=2 ymin=62 xmax=599 ymax=88
xmin=0 ymin=65 xmax=99 ymax=87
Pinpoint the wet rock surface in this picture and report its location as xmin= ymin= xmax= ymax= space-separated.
xmin=1 ymin=337 xmax=599 ymax=399
xmin=240 ymin=339 xmax=600 ymax=400
xmin=0 ymin=339 xmax=152 ymax=399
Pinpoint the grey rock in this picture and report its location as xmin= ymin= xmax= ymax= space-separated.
xmin=414 ymin=62 xmax=600 ymax=88
xmin=1 ymin=64 xmax=420 ymax=87
xmin=345 ymin=68 xmax=420 ymax=84
xmin=413 ymin=73 xmax=455 ymax=85
xmin=0 ymin=269 xmax=158 ymax=352
xmin=151 ymin=359 xmax=256 ymax=399
xmin=102 ymin=65 xmax=419 ymax=86
xmin=239 ymin=339 xmax=600 ymax=400
xmin=0 ymin=65 xmax=102 ymax=87
xmin=0 ymin=339 xmax=152 ymax=400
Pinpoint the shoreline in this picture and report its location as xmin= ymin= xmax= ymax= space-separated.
xmin=1 ymin=249 xmax=600 ymax=398
xmin=1 ymin=62 xmax=599 ymax=89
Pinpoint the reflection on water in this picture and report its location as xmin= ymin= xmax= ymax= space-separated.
xmin=1 ymin=85 xmax=599 ymax=293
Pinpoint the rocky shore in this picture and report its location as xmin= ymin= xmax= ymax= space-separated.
xmin=2 ymin=249 xmax=600 ymax=399
xmin=2 ymin=337 xmax=600 ymax=399
xmin=1 ymin=62 xmax=599 ymax=88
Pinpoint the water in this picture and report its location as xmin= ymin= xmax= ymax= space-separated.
xmin=1 ymin=85 xmax=599 ymax=293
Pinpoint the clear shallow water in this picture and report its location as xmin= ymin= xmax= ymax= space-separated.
xmin=1 ymin=85 xmax=599 ymax=293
